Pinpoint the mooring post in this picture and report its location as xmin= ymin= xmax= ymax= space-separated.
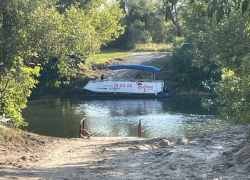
xmin=82 ymin=118 xmax=85 ymax=131
xmin=138 ymin=119 xmax=141 ymax=138
xmin=82 ymin=118 xmax=85 ymax=136
xmin=79 ymin=118 xmax=85 ymax=138
xmin=78 ymin=122 xmax=81 ymax=138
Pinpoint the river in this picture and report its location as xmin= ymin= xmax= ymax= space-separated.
xmin=22 ymin=95 xmax=230 ymax=138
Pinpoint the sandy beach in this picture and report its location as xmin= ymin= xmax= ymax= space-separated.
xmin=0 ymin=124 xmax=250 ymax=180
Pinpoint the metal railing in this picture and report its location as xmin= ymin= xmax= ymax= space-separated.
xmin=78 ymin=118 xmax=90 ymax=139
xmin=138 ymin=119 xmax=142 ymax=138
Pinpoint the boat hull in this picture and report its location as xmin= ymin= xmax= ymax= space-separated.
xmin=84 ymin=80 xmax=165 ymax=93
xmin=83 ymin=90 xmax=170 ymax=99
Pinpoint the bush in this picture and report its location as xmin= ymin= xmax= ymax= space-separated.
xmin=169 ymin=45 xmax=220 ymax=92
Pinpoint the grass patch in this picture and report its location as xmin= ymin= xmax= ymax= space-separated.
xmin=133 ymin=43 xmax=174 ymax=52
xmin=175 ymin=36 xmax=186 ymax=44
xmin=149 ymin=54 xmax=171 ymax=67
xmin=0 ymin=125 xmax=27 ymax=144
xmin=80 ymin=50 xmax=133 ymax=78
xmin=88 ymin=50 xmax=133 ymax=64
xmin=135 ymin=54 xmax=171 ymax=79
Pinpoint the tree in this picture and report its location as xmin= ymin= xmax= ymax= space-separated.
xmin=164 ymin=0 xmax=250 ymax=124
xmin=0 ymin=0 xmax=125 ymax=126
xmin=108 ymin=0 xmax=175 ymax=49
xmin=163 ymin=0 xmax=250 ymax=24
xmin=198 ymin=15 xmax=250 ymax=125
xmin=162 ymin=0 xmax=183 ymax=36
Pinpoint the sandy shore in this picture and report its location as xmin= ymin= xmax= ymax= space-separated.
xmin=1 ymin=125 xmax=250 ymax=180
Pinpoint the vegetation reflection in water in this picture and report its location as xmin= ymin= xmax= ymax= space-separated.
xmin=22 ymin=95 xmax=231 ymax=138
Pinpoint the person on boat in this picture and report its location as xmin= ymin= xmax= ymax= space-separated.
xmin=101 ymin=74 xmax=104 ymax=80
xmin=136 ymin=81 xmax=143 ymax=87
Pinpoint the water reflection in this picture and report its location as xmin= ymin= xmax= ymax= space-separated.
xmin=22 ymin=95 xmax=231 ymax=138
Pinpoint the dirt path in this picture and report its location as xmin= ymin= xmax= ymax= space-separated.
xmin=1 ymin=125 xmax=250 ymax=180
xmin=105 ymin=52 xmax=169 ymax=79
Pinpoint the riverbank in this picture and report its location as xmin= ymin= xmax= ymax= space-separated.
xmin=0 ymin=124 xmax=250 ymax=180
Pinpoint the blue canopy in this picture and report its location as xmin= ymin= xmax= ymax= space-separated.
xmin=107 ymin=65 xmax=161 ymax=73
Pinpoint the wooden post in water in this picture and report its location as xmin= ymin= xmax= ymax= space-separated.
xmin=138 ymin=119 xmax=141 ymax=138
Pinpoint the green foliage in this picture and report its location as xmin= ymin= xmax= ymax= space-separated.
xmin=188 ymin=0 xmax=250 ymax=22
xmin=108 ymin=0 xmax=175 ymax=49
xmin=0 ymin=65 xmax=40 ymax=127
xmin=126 ymin=20 xmax=152 ymax=49
xmin=216 ymin=69 xmax=250 ymax=125
xmin=32 ymin=57 xmax=67 ymax=96
xmin=179 ymin=1 xmax=250 ymax=124
xmin=0 ymin=0 xmax=125 ymax=126
xmin=36 ymin=1 xmax=125 ymax=94
xmin=204 ymin=15 xmax=250 ymax=124
xmin=164 ymin=0 xmax=250 ymax=22
xmin=162 ymin=0 xmax=183 ymax=36
xmin=169 ymin=45 xmax=218 ymax=92
xmin=174 ymin=36 xmax=185 ymax=46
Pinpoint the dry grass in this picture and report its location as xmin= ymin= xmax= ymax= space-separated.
xmin=0 ymin=124 xmax=26 ymax=144
xmin=133 ymin=43 xmax=174 ymax=52
xmin=88 ymin=50 xmax=133 ymax=64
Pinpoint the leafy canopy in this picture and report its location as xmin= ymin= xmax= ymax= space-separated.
xmin=0 ymin=0 xmax=125 ymax=126
xmin=164 ymin=0 xmax=250 ymax=124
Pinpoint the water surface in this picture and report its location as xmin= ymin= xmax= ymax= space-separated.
xmin=22 ymin=95 xmax=230 ymax=138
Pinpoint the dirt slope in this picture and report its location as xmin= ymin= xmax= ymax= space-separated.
xmin=105 ymin=52 xmax=169 ymax=79
xmin=0 ymin=124 xmax=250 ymax=180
